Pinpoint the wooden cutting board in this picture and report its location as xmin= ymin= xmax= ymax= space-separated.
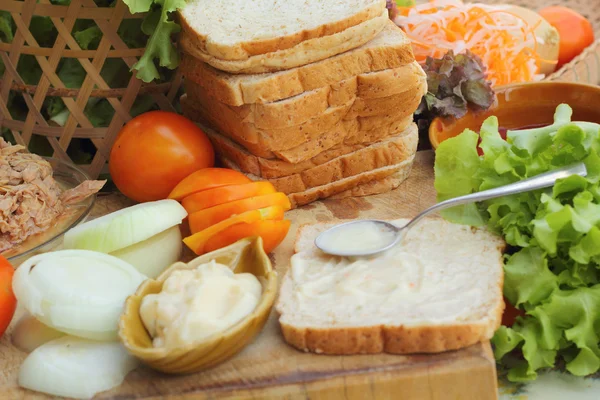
xmin=0 ymin=151 xmax=499 ymax=400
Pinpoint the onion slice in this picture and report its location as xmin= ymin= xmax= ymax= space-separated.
xmin=110 ymin=225 xmax=182 ymax=279
xmin=18 ymin=336 xmax=138 ymax=399
xmin=11 ymin=313 xmax=66 ymax=353
xmin=63 ymin=199 xmax=187 ymax=254
xmin=13 ymin=250 xmax=147 ymax=341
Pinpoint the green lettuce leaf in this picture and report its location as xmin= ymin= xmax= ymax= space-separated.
xmin=434 ymin=104 xmax=600 ymax=381
xmin=129 ymin=0 xmax=185 ymax=82
xmin=433 ymin=129 xmax=485 ymax=225
xmin=503 ymin=247 xmax=558 ymax=308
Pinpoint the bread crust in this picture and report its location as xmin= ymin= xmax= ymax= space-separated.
xmin=287 ymin=158 xmax=414 ymax=207
xmin=202 ymin=121 xmax=416 ymax=179
xmin=184 ymin=77 xmax=357 ymax=130
xmin=178 ymin=0 xmax=386 ymax=61
xmin=277 ymin=225 xmax=506 ymax=355
xmin=181 ymin=95 xmax=419 ymax=163
xmin=220 ymin=156 xmax=415 ymax=208
xmin=278 ymin=321 xmax=500 ymax=355
xmin=179 ymin=21 xmax=415 ymax=106
xmin=264 ymin=129 xmax=418 ymax=194
xmin=329 ymin=170 xmax=411 ymax=199
xmin=183 ymin=62 xmax=425 ymax=129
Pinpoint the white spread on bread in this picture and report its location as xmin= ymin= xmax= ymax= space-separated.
xmin=282 ymin=219 xmax=504 ymax=329
xmin=139 ymin=261 xmax=262 ymax=348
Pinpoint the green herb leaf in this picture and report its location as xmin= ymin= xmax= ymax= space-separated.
xmin=131 ymin=0 xmax=184 ymax=82
xmin=74 ymin=26 xmax=102 ymax=50
xmin=0 ymin=11 xmax=14 ymax=42
xmin=415 ymin=50 xmax=494 ymax=143
xmin=122 ymin=0 xmax=154 ymax=13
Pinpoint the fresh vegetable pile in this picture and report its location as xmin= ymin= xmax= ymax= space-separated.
xmin=434 ymin=104 xmax=600 ymax=381
xmin=394 ymin=0 xmax=556 ymax=85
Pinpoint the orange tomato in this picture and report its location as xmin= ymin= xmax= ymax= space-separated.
xmin=0 ymin=256 xmax=16 ymax=339
xmin=204 ymin=220 xmax=291 ymax=254
xmin=539 ymin=6 xmax=595 ymax=69
xmin=181 ymin=182 xmax=277 ymax=214
xmin=168 ymin=168 xmax=251 ymax=201
xmin=109 ymin=111 xmax=215 ymax=203
xmin=189 ymin=192 xmax=291 ymax=233
xmin=183 ymin=206 xmax=285 ymax=255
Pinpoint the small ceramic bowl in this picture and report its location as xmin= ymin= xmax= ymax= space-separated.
xmin=429 ymin=81 xmax=600 ymax=149
xmin=118 ymin=236 xmax=277 ymax=374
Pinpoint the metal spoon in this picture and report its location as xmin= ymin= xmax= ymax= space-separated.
xmin=315 ymin=162 xmax=588 ymax=257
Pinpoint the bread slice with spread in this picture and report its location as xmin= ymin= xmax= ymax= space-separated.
xmin=276 ymin=219 xmax=505 ymax=354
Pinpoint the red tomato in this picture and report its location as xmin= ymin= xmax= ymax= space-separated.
xmin=501 ymin=297 xmax=525 ymax=327
xmin=109 ymin=111 xmax=215 ymax=203
xmin=0 ymin=256 xmax=16 ymax=339
xmin=539 ymin=7 xmax=595 ymax=69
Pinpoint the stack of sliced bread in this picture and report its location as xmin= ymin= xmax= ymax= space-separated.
xmin=178 ymin=0 xmax=427 ymax=207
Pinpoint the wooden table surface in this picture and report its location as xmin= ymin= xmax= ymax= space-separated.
xmin=0 ymin=151 xmax=499 ymax=400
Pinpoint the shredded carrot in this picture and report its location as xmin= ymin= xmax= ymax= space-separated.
xmin=395 ymin=0 xmax=546 ymax=86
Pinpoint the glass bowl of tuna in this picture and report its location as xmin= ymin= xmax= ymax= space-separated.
xmin=1 ymin=140 xmax=105 ymax=266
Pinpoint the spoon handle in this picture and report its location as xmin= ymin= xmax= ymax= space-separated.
xmin=403 ymin=162 xmax=587 ymax=231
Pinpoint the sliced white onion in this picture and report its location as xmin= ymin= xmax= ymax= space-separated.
xmin=13 ymin=250 xmax=147 ymax=341
xmin=18 ymin=336 xmax=138 ymax=399
xmin=63 ymin=199 xmax=187 ymax=254
xmin=110 ymin=225 xmax=182 ymax=279
xmin=11 ymin=313 xmax=66 ymax=353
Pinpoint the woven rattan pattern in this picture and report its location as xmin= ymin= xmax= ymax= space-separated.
xmin=0 ymin=0 xmax=182 ymax=178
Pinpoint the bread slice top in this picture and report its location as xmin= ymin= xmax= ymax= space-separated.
xmin=180 ymin=21 xmax=414 ymax=106
xmin=179 ymin=10 xmax=388 ymax=75
xmin=179 ymin=0 xmax=386 ymax=61
xmin=276 ymin=218 xmax=505 ymax=330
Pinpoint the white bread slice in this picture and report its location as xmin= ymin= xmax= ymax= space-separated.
xmin=275 ymin=219 xmax=505 ymax=354
xmin=203 ymin=122 xmax=417 ymax=179
xmin=222 ymin=128 xmax=417 ymax=194
xmin=184 ymin=77 xmax=357 ymax=130
xmin=184 ymin=77 xmax=424 ymax=132
xmin=180 ymin=21 xmax=415 ymax=106
xmin=180 ymin=10 xmax=388 ymax=74
xmin=183 ymin=98 xmax=415 ymax=163
xmin=184 ymin=61 xmax=426 ymax=129
xmin=180 ymin=83 xmax=423 ymax=163
xmin=178 ymin=0 xmax=386 ymax=61
xmin=222 ymin=155 xmax=415 ymax=208
xmin=329 ymin=170 xmax=409 ymax=199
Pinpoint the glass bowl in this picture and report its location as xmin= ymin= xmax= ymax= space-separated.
xmin=3 ymin=158 xmax=97 ymax=267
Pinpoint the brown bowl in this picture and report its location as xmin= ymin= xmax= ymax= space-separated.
xmin=118 ymin=236 xmax=277 ymax=374
xmin=429 ymin=82 xmax=600 ymax=149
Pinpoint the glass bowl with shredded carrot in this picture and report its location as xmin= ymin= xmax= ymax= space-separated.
xmin=393 ymin=0 xmax=560 ymax=86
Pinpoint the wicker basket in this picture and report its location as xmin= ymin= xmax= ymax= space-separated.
xmin=0 ymin=0 xmax=182 ymax=178
xmin=480 ymin=0 xmax=600 ymax=84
